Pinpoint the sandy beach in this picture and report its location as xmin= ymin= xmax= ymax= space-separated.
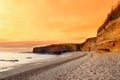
xmin=0 ymin=52 xmax=120 ymax=80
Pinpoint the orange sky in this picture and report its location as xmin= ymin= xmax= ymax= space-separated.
xmin=0 ymin=0 xmax=119 ymax=51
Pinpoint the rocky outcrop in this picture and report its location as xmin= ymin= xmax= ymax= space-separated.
xmin=80 ymin=37 xmax=96 ymax=52
xmin=76 ymin=3 xmax=120 ymax=53
xmin=33 ymin=44 xmax=82 ymax=54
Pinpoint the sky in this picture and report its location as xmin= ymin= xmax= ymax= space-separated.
xmin=0 ymin=0 xmax=119 ymax=51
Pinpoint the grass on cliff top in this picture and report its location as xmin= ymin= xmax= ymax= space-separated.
xmin=98 ymin=2 xmax=120 ymax=34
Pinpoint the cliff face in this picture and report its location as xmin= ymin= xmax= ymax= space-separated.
xmin=81 ymin=37 xmax=96 ymax=52
xmin=96 ymin=17 xmax=120 ymax=52
xmin=78 ymin=3 xmax=120 ymax=53
xmin=95 ymin=3 xmax=120 ymax=52
xmin=33 ymin=44 xmax=82 ymax=54
xmin=97 ymin=3 xmax=120 ymax=35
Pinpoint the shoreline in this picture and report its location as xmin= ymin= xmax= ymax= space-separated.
xmin=1 ymin=52 xmax=120 ymax=80
xmin=0 ymin=52 xmax=88 ymax=80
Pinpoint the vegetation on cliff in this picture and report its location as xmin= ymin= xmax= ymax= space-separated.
xmin=98 ymin=2 xmax=120 ymax=36
xmin=96 ymin=2 xmax=120 ymax=52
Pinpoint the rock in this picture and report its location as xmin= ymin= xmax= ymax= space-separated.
xmin=33 ymin=44 xmax=82 ymax=54
xmin=26 ymin=57 xmax=32 ymax=59
xmin=96 ymin=17 xmax=120 ymax=52
xmin=80 ymin=37 xmax=96 ymax=52
xmin=0 ymin=59 xmax=19 ymax=63
xmin=76 ymin=2 xmax=120 ymax=53
xmin=95 ymin=3 xmax=120 ymax=52
xmin=97 ymin=3 xmax=120 ymax=36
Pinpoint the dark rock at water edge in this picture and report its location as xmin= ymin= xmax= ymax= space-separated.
xmin=33 ymin=44 xmax=82 ymax=54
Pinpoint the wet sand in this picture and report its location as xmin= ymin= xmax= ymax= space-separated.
xmin=0 ymin=52 xmax=120 ymax=80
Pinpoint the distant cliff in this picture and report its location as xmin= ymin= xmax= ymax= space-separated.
xmin=33 ymin=44 xmax=82 ymax=54
xmin=80 ymin=37 xmax=96 ymax=52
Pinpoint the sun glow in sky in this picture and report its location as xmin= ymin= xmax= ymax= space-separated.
xmin=0 ymin=0 xmax=119 ymax=51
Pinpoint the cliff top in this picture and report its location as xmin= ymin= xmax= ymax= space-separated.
xmin=98 ymin=2 xmax=120 ymax=36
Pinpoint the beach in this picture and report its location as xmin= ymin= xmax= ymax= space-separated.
xmin=0 ymin=52 xmax=120 ymax=80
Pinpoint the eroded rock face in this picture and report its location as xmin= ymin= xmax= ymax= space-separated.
xmin=33 ymin=44 xmax=82 ymax=54
xmin=81 ymin=37 xmax=96 ymax=52
xmin=97 ymin=3 xmax=120 ymax=36
xmin=96 ymin=17 xmax=120 ymax=52
xmin=94 ymin=3 xmax=120 ymax=53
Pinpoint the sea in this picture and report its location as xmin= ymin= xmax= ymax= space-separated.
xmin=0 ymin=51 xmax=69 ymax=72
